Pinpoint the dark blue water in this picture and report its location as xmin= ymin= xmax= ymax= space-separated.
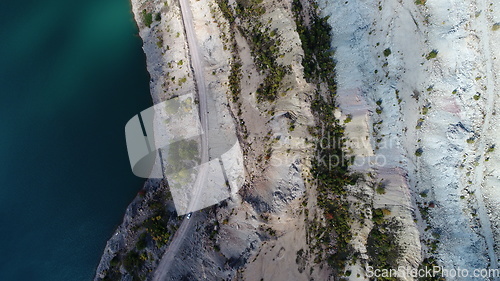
xmin=0 ymin=0 xmax=151 ymax=280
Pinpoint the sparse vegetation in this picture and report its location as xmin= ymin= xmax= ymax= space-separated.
xmin=136 ymin=232 xmax=148 ymax=250
xmin=215 ymin=0 xmax=250 ymax=142
xmin=123 ymin=250 xmax=144 ymax=273
xmin=308 ymin=77 xmax=357 ymax=272
xmin=376 ymin=182 xmax=386 ymax=194
xmin=426 ymin=50 xmax=438 ymax=60
xmin=156 ymin=36 xmax=163 ymax=48
xmin=102 ymin=254 xmax=123 ymax=281
xmin=99 ymin=186 xmax=176 ymax=281
xmin=367 ymin=214 xmax=402 ymax=278
xmin=178 ymin=76 xmax=187 ymax=86
xmin=217 ymin=0 xmax=287 ymax=102
xmin=418 ymin=257 xmax=445 ymax=281
xmin=416 ymin=118 xmax=424 ymax=129
xmin=383 ymin=48 xmax=391 ymax=57
xmin=142 ymin=9 xmax=153 ymax=28
xmin=229 ymin=60 xmax=242 ymax=102
xmin=291 ymin=0 xmax=358 ymax=272
xmin=292 ymin=0 xmax=336 ymax=83
xmin=422 ymin=105 xmax=430 ymax=115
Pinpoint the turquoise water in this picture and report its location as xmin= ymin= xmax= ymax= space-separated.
xmin=0 ymin=0 xmax=151 ymax=280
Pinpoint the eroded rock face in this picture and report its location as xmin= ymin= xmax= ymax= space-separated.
xmin=96 ymin=0 xmax=500 ymax=280
xmin=96 ymin=0 xmax=325 ymax=279
xmin=319 ymin=0 xmax=500 ymax=278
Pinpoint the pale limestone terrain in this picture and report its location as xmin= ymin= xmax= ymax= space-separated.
xmin=320 ymin=0 xmax=500 ymax=278
xmin=95 ymin=0 xmax=500 ymax=280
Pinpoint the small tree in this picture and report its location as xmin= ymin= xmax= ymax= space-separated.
xmin=426 ymin=50 xmax=438 ymax=60
xmin=142 ymin=10 xmax=153 ymax=28
xmin=383 ymin=48 xmax=391 ymax=57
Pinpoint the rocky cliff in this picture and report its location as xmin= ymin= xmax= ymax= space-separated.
xmin=95 ymin=0 xmax=500 ymax=280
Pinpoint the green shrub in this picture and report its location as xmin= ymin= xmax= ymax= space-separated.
xmin=422 ymin=106 xmax=429 ymax=115
xmin=142 ymin=10 xmax=153 ymax=28
xmin=426 ymin=50 xmax=438 ymax=60
xmin=372 ymin=208 xmax=385 ymax=224
xmin=416 ymin=118 xmax=424 ymax=129
xmin=383 ymin=48 xmax=391 ymax=57
xmin=136 ymin=232 xmax=148 ymax=250
xmin=216 ymin=0 xmax=235 ymax=23
xmin=143 ymin=194 xmax=172 ymax=247
xmin=110 ymin=255 xmax=120 ymax=267
xmin=102 ymin=269 xmax=122 ymax=281
xmin=415 ymin=148 xmax=423 ymax=157
xmin=123 ymin=251 xmax=144 ymax=273
xmin=156 ymin=38 xmax=163 ymax=48
xmin=418 ymin=257 xmax=445 ymax=281
xmin=367 ymin=218 xmax=402 ymax=273
xmin=376 ymin=186 xmax=386 ymax=194
xmin=229 ymin=60 xmax=242 ymax=101
xmin=292 ymin=0 xmax=336 ymax=83
xmin=178 ymin=76 xmax=187 ymax=86
xmin=291 ymin=0 xmax=359 ymax=272
xmin=376 ymin=182 xmax=386 ymax=194
xmin=225 ymin=0 xmax=286 ymax=102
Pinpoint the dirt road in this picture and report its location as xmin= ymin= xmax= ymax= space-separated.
xmin=152 ymin=0 xmax=210 ymax=279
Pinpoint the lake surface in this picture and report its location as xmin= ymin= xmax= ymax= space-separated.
xmin=0 ymin=0 xmax=151 ymax=280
